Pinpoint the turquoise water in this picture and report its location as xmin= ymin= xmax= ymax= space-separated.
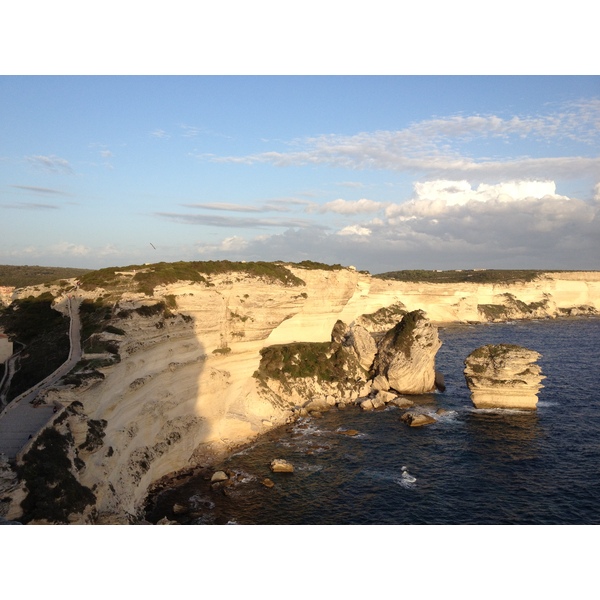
xmin=145 ymin=318 xmax=600 ymax=525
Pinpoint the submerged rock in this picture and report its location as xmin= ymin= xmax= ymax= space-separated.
xmin=464 ymin=344 xmax=545 ymax=410
xmin=172 ymin=502 xmax=189 ymax=515
xmin=400 ymin=412 xmax=436 ymax=427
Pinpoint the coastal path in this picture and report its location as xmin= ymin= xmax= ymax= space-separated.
xmin=0 ymin=296 xmax=82 ymax=461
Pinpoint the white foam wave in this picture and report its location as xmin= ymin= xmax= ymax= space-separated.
xmin=294 ymin=463 xmax=324 ymax=474
xmin=364 ymin=467 xmax=417 ymax=489
xmin=189 ymin=495 xmax=215 ymax=510
xmin=234 ymin=470 xmax=257 ymax=484
xmin=292 ymin=420 xmax=328 ymax=437
xmin=471 ymin=407 xmax=532 ymax=415
xmin=394 ymin=475 xmax=417 ymax=489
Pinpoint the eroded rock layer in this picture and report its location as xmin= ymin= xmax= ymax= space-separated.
xmin=464 ymin=344 xmax=545 ymax=410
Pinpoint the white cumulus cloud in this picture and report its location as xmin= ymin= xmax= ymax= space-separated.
xmin=48 ymin=241 xmax=91 ymax=256
xmin=410 ymin=179 xmax=566 ymax=208
xmin=314 ymin=198 xmax=386 ymax=215
xmin=337 ymin=225 xmax=372 ymax=236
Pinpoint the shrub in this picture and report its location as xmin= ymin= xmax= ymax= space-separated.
xmin=255 ymin=341 xmax=354 ymax=384
xmin=212 ymin=347 xmax=231 ymax=355
xmin=17 ymin=428 xmax=96 ymax=523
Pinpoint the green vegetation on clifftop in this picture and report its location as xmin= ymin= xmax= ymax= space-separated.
xmin=0 ymin=265 xmax=90 ymax=288
xmin=80 ymin=260 xmax=306 ymax=295
xmin=376 ymin=269 xmax=552 ymax=285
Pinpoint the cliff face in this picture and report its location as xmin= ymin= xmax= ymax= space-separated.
xmin=364 ymin=271 xmax=600 ymax=323
xmin=5 ymin=267 xmax=600 ymax=523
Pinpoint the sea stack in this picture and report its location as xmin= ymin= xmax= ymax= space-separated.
xmin=464 ymin=344 xmax=545 ymax=410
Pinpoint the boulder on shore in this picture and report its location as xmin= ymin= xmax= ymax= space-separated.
xmin=270 ymin=459 xmax=294 ymax=473
xmin=210 ymin=470 xmax=229 ymax=483
xmin=464 ymin=344 xmax=545 ymax=410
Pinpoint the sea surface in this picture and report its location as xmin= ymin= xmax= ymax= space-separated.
xmin=144 ymin=317 xmax=600 ymax=525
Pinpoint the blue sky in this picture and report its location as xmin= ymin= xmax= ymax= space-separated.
xmin=1 ymin=75 xmax=599 ymax=273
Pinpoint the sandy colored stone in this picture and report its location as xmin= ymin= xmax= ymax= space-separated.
xmin=338 ymin=429 xmax=360 ymax=436
xmin=372 ymin=310 xmax=442 ymax=395
xmin=464 ymin=344 xmax=545 ymax=410
xmin=375 ymin=390 xmax=398 ymax=404
xmin=210 ymin=470 xmax=229 ymax=483
xmin=360 ymin=399 xmax=374 ymax=411
xmin=389 ymin=396 xmax=414 ymax=409
xmin=401 ymin=412 xmax=436 ymax=427
xmin=270 ymin=459 xmax=294 ymax=473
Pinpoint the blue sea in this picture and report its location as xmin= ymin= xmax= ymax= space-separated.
xmin=144 ymin=317 xmax=600 ymax=525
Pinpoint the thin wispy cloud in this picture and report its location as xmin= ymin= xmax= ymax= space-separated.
xmin=180 ymin=125 xmax=202 ymax=138
xmin=150 ymin=129 xmax=170 ymax=139
xmin=1 ymin=201 xmax=60 ymax=210
xmin=155 ymin=211 xmax=319 ymax=229
xmin=10 ymin=185 xmax=68 ymax=196
xmin=25 ymin=154 xmax=73 ymax=174
xmin=210 ymin=100 xmax=600 ymax=181
xmin=181 ymin=202 xmax=293 ymax=213
xmin=337 ymin=181 xmax=366 ymax=188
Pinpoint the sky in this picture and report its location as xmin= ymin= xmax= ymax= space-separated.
xmin=1 ymin=75 xmax=599 ymax=273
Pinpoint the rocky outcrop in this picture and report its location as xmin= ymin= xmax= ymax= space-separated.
xmin=256 ymin=310 xmax=441 ymax=419
xmin=371 ymin=310 xmax=442 ymax=394
xmin=464 ymin=344 xmax=545 ymax=410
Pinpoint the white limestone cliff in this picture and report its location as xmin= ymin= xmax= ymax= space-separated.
xmin=4 ymin=266 xmax=600 ymax=523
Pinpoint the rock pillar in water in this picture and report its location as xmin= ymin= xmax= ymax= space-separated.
xmin=464 ymin=344 xmax=545 ymax=410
